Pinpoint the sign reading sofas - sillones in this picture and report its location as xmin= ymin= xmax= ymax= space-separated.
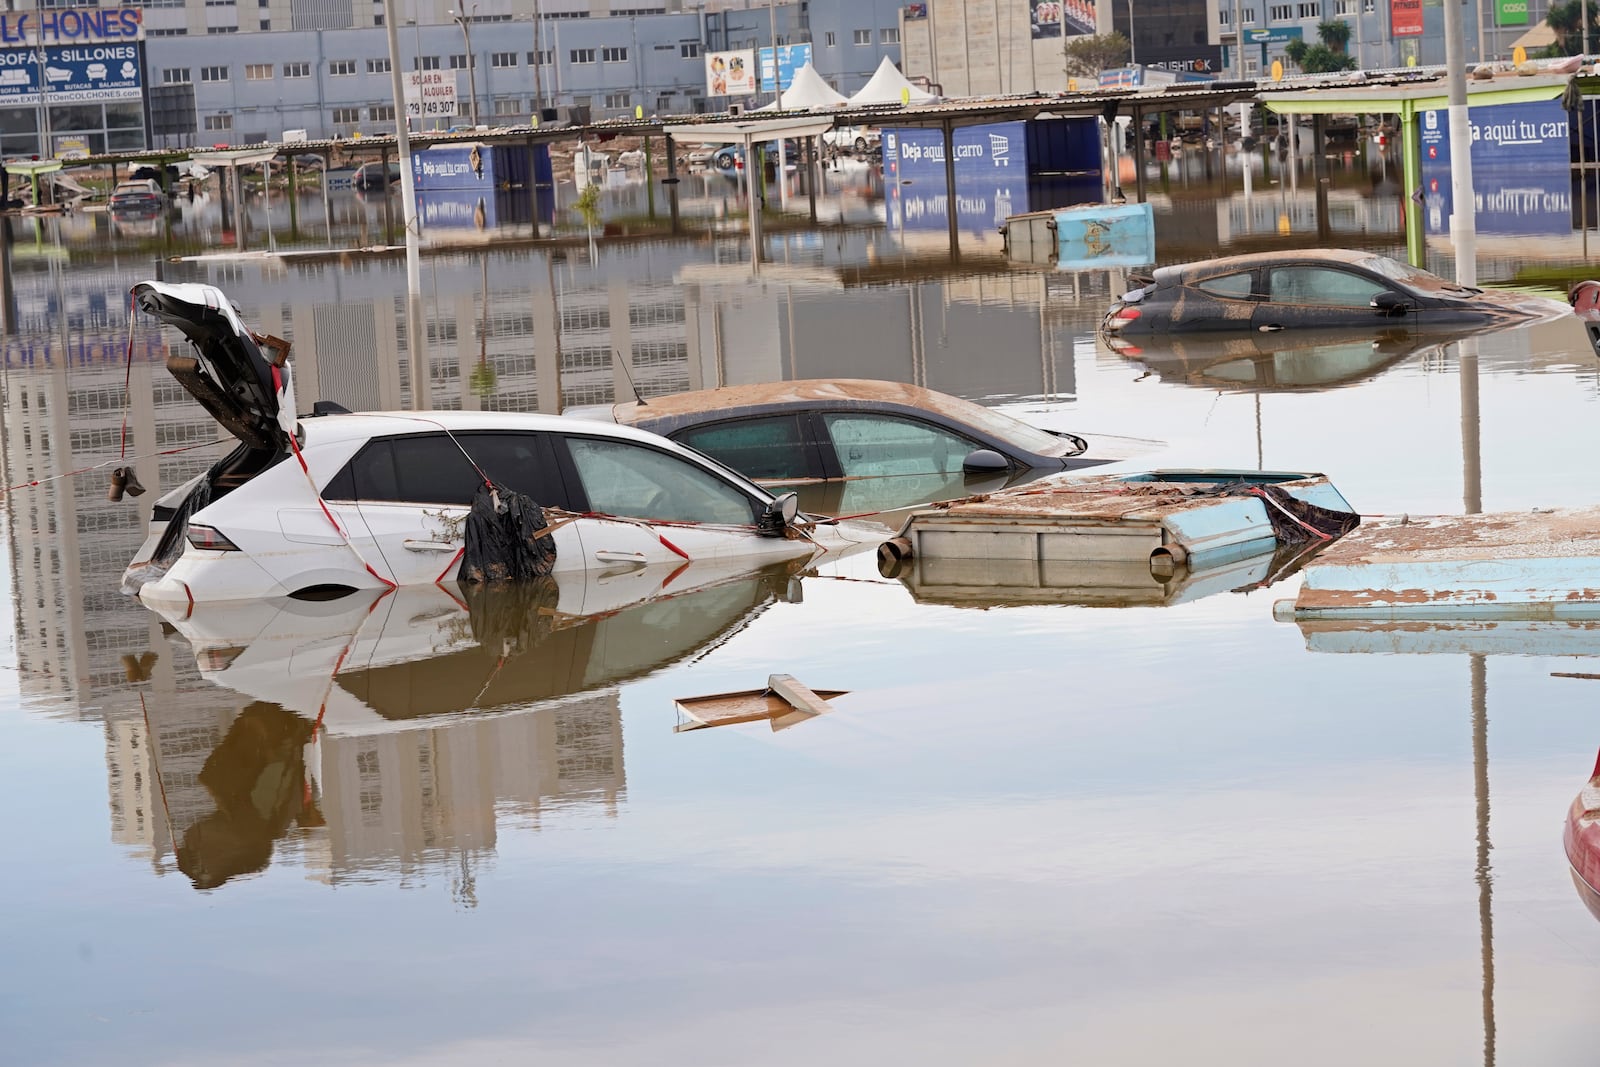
xmin=0 ymin=7 xmax=144 ymax=104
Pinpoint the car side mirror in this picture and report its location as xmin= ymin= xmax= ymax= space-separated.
xmin=758 ymin=491 xmax=800 ymax=536
xmin=1371 ymin=292 xmax=1412 ymax=316
xmin=962 ymin=448 xmax=1010 ymax=474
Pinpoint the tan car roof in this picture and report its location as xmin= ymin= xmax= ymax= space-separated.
xmin=607 ymin=378 xmax=980 ymax=425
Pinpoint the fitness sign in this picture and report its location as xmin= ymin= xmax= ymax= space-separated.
xmin=0 ymin=8 xmax=145 ymax=105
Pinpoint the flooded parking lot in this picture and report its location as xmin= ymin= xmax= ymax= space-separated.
xmin=7 ymin=153 xmax=1600 ymax=1064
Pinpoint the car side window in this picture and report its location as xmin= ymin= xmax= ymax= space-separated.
xmin=328 ymin=432 xmax=563 ymax=507
xmin=565 ymin=437 xmax=759 ymax=525
xmin=1197 ymin=272 xmax=1255 ymax=298
xmin=1267 ymin=267 xmax=1390 ymax=308
xmin=821 ymin=413 xmax=981 ymax=477
xmin=674 ymin=415 xmax=811 ymax=481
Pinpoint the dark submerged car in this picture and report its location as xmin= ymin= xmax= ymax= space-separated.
xmin=1102 ymin=249 xmax=1569 ymax=337
xmin=565 ymin=379 xmax=1105 ymax=515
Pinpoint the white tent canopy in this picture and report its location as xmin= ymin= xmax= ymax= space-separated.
xmin=847 ymin=57 xmax=940 ymax=106
xmin=755 ymin=63 xmax=849 ymax=110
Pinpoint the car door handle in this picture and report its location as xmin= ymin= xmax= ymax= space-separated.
xmin=1257 ymin=324 xmax=1285 ymax=332
xmin=594 ymin=550 xmax=648 ymax=567
xmin=403 ymin=539 xmax=459 ymax=553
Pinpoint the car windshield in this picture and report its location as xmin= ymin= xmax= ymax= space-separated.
xmin=1361 ymin=256 xmax=1480 ymax=296
xmin=916 ymin=396 xmax=1080 ymax=458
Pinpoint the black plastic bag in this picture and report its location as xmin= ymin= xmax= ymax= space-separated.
xmin=460 ymin=482 xmax=557 ymax=583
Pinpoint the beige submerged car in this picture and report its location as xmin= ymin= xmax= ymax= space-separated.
xmin=565 ymin=378 xmax=1107 ymax=515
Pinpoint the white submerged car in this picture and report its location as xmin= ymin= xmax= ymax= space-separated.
xmin=124 ymin=281 xmax=884 ymax=608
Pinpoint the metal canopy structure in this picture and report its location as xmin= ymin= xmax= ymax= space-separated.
xmin=665 ymin=116 xmax=836 ymax=144
xmin=1262 ymin=73 xmax=1572 ymax=264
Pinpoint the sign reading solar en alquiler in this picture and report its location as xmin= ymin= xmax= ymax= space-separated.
xmin=0 ymin=8 xmax=145 ymax=105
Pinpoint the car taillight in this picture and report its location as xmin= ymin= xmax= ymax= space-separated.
xmin=1114 ymin=306 xmax=1142 ymax=322
xmin=186 ymin=525 xmax=241 ymax=551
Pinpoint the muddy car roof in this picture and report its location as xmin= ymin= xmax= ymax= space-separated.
xmin=1153 ymin=248 xmax=1383 ymax=285
xmin=605 ymin=378 xmax=992 ymax=425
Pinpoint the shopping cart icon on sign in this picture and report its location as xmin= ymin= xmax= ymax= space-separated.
xmin=989 ymin=134 xmax=1010 ymax=166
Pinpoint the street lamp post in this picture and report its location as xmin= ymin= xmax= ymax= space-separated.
xmin=1126 ymin=0 xmax=1136 ymax=65
xmin=531 ymin=0 xmax=546 ymax=123
xmin=450 ymin=6 xmax=481 ymax=129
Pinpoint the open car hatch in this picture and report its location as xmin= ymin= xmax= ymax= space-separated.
xmin=133 ymin=280 xmax=297 ymax=452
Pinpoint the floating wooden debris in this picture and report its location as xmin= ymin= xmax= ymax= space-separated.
xmin=1282 ymin=507 xmax=1600 ymax=620
xmin=881 ymin=470 xmax=1356 ymax=577
xmin=674 ymin=674 xmax=847 ymax=733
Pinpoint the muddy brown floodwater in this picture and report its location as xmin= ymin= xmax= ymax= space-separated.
xmin=6 ymin=152 xmax=1600 ymax=1065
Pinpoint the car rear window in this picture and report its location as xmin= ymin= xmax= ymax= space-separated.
xmin=674 ymin=415 xmax=812 ymax=481
xmin=329 ymin=431 xmax=565 ymax=506
xmin=1197 ymin=272 xmax=1255 ymax=298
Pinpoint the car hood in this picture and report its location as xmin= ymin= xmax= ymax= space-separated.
xmin=133 ymin=280 xmax=297 ymax=452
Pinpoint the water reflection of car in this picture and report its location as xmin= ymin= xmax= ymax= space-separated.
xmin=123 ymin=282 xmax=884 ymax=606
xmin=1101 ymin=249 xmax=1571 ymax=337
xmin=146 ymin=563 xmax=803 ymax=889
xmin=1100 ymin=327 xmax=1459 ymax=392
xmin=108 ymin=178 xmax=164 ymax=216
xmin=565 ymin=379 xmax=1107 ymax=516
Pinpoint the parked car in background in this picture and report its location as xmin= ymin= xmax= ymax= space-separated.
xmin=108 ymin=179 xmax=165 ymax=216
xmin=565 ymin=379 xmax=1107 ymax=515
xmin=122 ymin=282 xmax=883 ymax=606
xmin=351 ymin=161 xmax=400 ymax=190
xmin=822 ymin=125 xmax=880 ymax=153
xmin=1101 ymin=249 xmax=1572 ymax=337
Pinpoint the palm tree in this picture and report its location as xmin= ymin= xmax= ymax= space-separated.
xmin=1317 ymin=19 xmax=1352 ymax=55
xmin=1547 ymin=0 xmax=1599 ymax=56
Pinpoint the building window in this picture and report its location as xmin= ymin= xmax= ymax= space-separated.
xmin=880 ymin=27 xmax=898 ymax=43
xmin=418 ymin=55 xmax=441 ymax=70
xmin=245 ymin=63 xmax=272 ymax=80
xmin=601 ymin=46 xmax=628 ymax=61
xmin=259 ymin=18 xmax=269 ymax=28
xmin=374 ymin=13 xmax=383 ymax=24
xmin=449 ymin=53 xmax=469 ymax=69
xmin=1268 ymin=4 xmax=1292 ymax=19
xmin=852 ymin=29 xmax=870 ymax=44
xmin=371 ymin=104 xmax=395 ymax=121
xmin=656 ymin=92 xmax=674 ymax=110
xmin=148 ymin=27 xmax=189 ymax=35
xmin=162 ymin=68 xmax=192 ymax=84
xmin=1241 ymin=5 xmax=1256 ymax=18
xmin=1296 ymin=1 xmax=1318 ymax=16
xmin=571 ymin=48 xmax=595 ymax=63
xmin=329 ymin=59 xmax=357 ymax=76
xmin=368 ymin=57 xmax=391 ymax=73
xmin=200 ymin=65 xmax=230 ymax=82
xmin=332 ymin=107 xmax=361 ymax=124
xmin=680 ymin=41 xmax=700 ymax=58
xmin=491 ymin=51 xmax=517 ymax=67
xmin=494 ymin=98 xmax=522 ymax=115
xmin=203 ymin=114 xmax=232 ymax=130
xmin=825 ymin=31 xmax=836 ymax=46
xmin=527 ymin=49 xmax=553 ymax=64
xmin=604 ymin=92 xmax=630 ymax=108
xmin=206 ymin=26 xmax=238 ymax=33
xmin=1219 ymin=7 xmax=1230 ymax=23
xmin=284 ymin=61 xmax=311 ymax=78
